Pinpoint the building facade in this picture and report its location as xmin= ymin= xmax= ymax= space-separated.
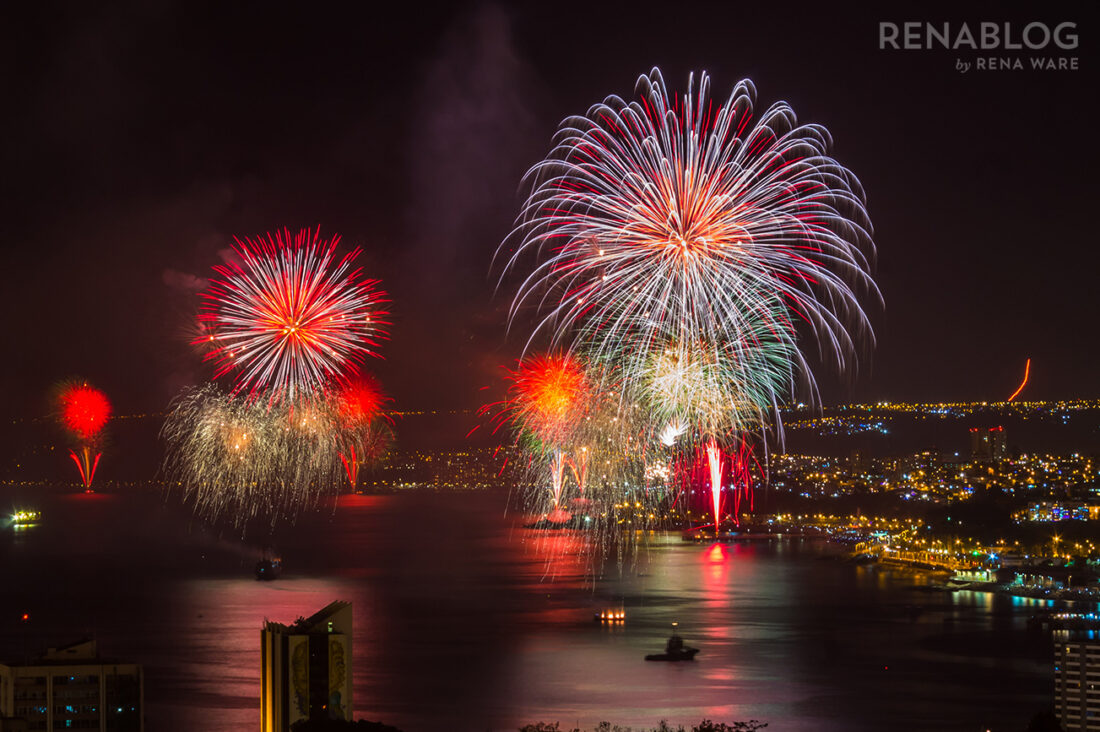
xmin=1056 ymin=640 xmax=1100 ymax=731
xmin=0 ymin=641 xmax=142 ymax=732
xmin=261 ymin=601 xmax=352 ymax=732
xmin=969 ymin=425 xmax=1007 ymax=462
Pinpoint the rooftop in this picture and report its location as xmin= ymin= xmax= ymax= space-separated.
xmin=2 ymin=639 xmax=137 ymax=668
xmin=264 ymin=600 xmax=351 ymax=635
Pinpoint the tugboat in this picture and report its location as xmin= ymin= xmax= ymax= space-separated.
xmin=645 ymin=622 xmax=699 ymax=662
xmin=255 ymin=555 xmax=282 ymax=581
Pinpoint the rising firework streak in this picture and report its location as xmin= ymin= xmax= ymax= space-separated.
xmin=1007 ymin=358 xmax=1030 ymax=402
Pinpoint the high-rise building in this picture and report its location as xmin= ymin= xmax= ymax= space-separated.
xmin=0 ymin=640 xmax=143 ymax=732
xmin=969 ymin=426 xmax=1007 ymax=461
xmin=261 ymin=601 xmax=352 ymax=732
xmin=1055 ymin=640 xmax=1100 ymax=731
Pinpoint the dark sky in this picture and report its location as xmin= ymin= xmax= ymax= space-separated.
xmin=1 ymin=0 xmax=1097 ymax=420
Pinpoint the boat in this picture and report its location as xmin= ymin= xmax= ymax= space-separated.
xmin=10 ymin=510 xmax=41 ymax=527
xmin=645 ymin=623 xmax=699 ymax=662
xmin=255 ymin=556 xmax=282 ymax=581
xmin=595 ymin=607 xmax=626 ymax=622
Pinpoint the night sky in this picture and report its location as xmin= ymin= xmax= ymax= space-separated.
xmin=2 ymin=1 xmax=1097 ymax=421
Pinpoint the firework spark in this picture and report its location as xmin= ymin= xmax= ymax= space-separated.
xmin=198 ymin=227 xmax=388 ymax=399
xmin=161 ymin=384 xmax=348 ymax=527
xmin=480 ymin=353 xmax=595 ymax=516
xmin=495 ymin=353 xmax=590 ymax=449
xmin=59 ymin=383 xmax=111 ymax=441
xmin=502 ymin=69 xmax=876 ymax=398
xmin=566 ymin=446 xmax=589 ymax=496
xmin=334 ymin=375 xmax=392 ymax=489
xmin=497 ymin=69 xmax=877 ymax=530
xmin=507 ymin=353 xmax=589 ymax=513
xmin=57 ymin=382 xmax=111 ymax=489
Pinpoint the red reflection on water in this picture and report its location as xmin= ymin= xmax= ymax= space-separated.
xmin=703 ymin=703 xmax=738 ymax=720
xmin=62 ymin=490 xmax=115 ymax=504
xmin=706 ymin=543 xmax=729 ymax=563
xmin=696 ymin=542 xmax=744 ymax=693
xmin=702 ymin=543 xmax=732 ymax=604
xmin=168 ymin=577 xmax=364 ymax=731
xmin=327 ymin=493 xmax=387 ymax=509
xmin=545 ymin=508 xmax=572 ymax=523
xmin=523 ymin=528 xmax=588 ymax=582
xmin=705 ymin=541 xmax=730 ymax=570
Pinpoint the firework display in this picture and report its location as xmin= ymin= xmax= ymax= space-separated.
xmin=162 ymin=385 xmax=346 ymax=525
xmin=164 ymin=227 xmax=393 ymax=526
xmin=334 ymin=375 xmax=393 ymax=489
xmin=499 ymin=354 xmax=589 ymax=447
xmin=496 ymin=69 xmax=877 ymax=535
xmin=198 ymin=227 xmax=388 ymax=400
xmin=483 ymin=354 xmax=661 ymax=560
xmin=57 ymin=382 xmax=112 ymax=490
xmin=503 ymin=69 xmax=875 ymax=371
xmin=489 ymin=353 xmax=590 ymax=514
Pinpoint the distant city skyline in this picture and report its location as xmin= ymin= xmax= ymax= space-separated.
xmin=1 ymin=4 xmax=1095 ymax=731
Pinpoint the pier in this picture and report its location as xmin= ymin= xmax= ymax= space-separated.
xmin=853 ymin=540 xmax=968 ymax=571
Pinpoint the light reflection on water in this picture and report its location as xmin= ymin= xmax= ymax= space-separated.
xmin=0 ymin=489 xmax=1056 ymax=731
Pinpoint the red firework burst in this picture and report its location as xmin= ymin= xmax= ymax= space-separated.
xmin=56 ymin=382 xmax=111 ymax=490
xmin=59 ymin=383 xmax=111 ymax=441
xmin=336 ymin=375 xmax=389 ymax=426
xmin=334 ymin=375 xmax=392 ymax=488
xmin=501 ymin=353 xmax=589 ymax=446
xmin=198 ymin=227 xmax=389 ymax=398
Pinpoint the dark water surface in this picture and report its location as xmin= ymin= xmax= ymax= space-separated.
xmin=0 ymin=489 xmax=1054 ymax=731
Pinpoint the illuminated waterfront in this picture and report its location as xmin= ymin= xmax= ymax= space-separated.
xmin=0 ymin=487 xmax=1055 ymax=731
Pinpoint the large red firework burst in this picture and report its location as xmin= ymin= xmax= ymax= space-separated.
xmin=198 ymin=227 xmax=388 ymax=399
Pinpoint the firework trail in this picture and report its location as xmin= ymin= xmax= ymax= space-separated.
xmin=162 ymin=385 xmax=348 ymax=527
xmin=566 ymin=446 xmax=589 ymax=496
xmin=502 ymin=68 xmax=875 ymax=379
xmin=702 ymin=438 xmax=757 ymax=532
xmin=167 ymin=227 xmax=394 ymax=527
xmin=334 ymin=375 xmax=393 ymax=489
xmin=704 ymin=439 xmax=723 ymax=533
xmin=547 ymin=449 xmax=568 ymax=517
xmin=483 ymin=356 xmax=665 ymax=562
xmin=198 ymin=227 xmax=388 ymax=400
xmin=498 ymin=69 xmax=877 ymax=530
xmin=486 ymin=353 xmax=590 ymax=516
xmin=57 ymin=382 xmax=111 ymax=490
xmin=1007 ymin=358 xmax=1030 ymax=402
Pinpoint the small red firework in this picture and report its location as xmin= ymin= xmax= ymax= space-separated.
xmin=334 ymin=375 xmax=392 ymax=488
xmin=56 ymin=382 xmax=111 ymax=490
xmin=337 ymin=375 xmax=388 ymax=426
xmin=59 ymin=384 xmax=111 ymax=441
